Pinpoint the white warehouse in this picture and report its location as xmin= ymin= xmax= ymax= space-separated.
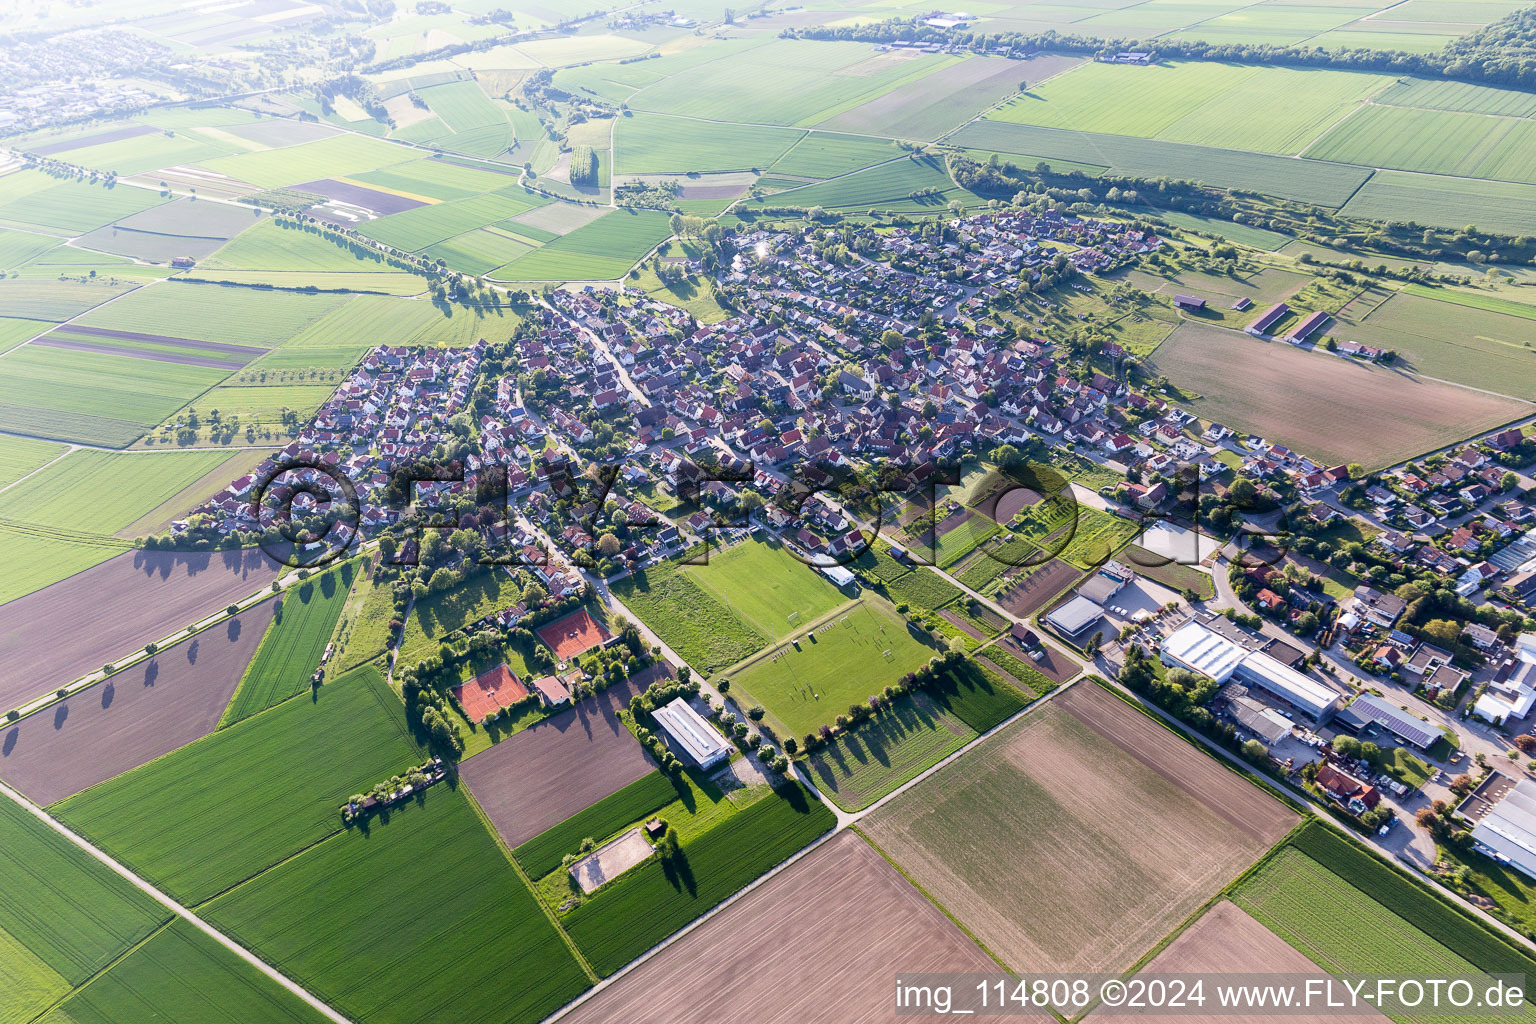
xmin=1160 ymin=621 xmax=1342 ymax=723
xmin=653 ymin=697 xmax=733 ymax=769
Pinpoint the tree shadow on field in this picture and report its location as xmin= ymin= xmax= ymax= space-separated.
xmin=660 ymin=849 xmax=696 ymax=896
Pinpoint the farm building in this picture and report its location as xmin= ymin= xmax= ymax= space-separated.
xmin=1160 ymin=621 xmax=1341 ymax=722
xmin=1045 ymin=594 xmax=1104 ymax=638
xmin=653 ymin=697 xmax=732 ymax=769
xmin=1284 ymin=311 xmax=1331 ymax=345
xmin=1246 ymin=301 xmax=1289 ymax=337
xmin=1173 ymin=294 xmax=1205 ymax=311
xmin=1228 ymin=695 xmax=1293 ymax=747
xmin=1463 ymin=775 xmax=1536 ymax=880
xmin=1339 ymin=694 xmax=1438 ymax=749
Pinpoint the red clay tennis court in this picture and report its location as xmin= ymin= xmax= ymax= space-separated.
xmin=453 ymin=664 xmax=529 ymax=721
xmin=536 ymin=607 xmax=614 ymax=661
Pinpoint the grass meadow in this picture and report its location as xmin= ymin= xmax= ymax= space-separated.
xmin=802 ymin=689 xmax=975 ymax=811
xmin=678 ymin=538 xmax=848 ymax=643
xmin=611 ymin=557 xmax=768 ymax=675
xmin=728 ymin=595 xmax=935 ymax=739
xmin=54 ymin=665 xmax=423 ymax=905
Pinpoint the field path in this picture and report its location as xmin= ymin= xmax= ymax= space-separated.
xmin=0 ymin=778 xmax=357 ymax=1024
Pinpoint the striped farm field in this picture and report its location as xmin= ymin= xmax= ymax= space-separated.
xmin=614 ymin=112 xmax=805 ymax=174
xmin=1341 ymin=169 xmax=1536 ymax=235
xmin=802 ymin=689 xmax=976 ymax=811
xmin=768 ymin=133 xmax=899 ymax=179
xmin=205 ymin=219 xmax=405 ymax=272
xmin=756 ymin=153 xmax=972 ymax=213
xmin=1306 ymin=104 xmax=1536 ymax=184
xmin=1375 ymin=76 xmax=1536 ymax=117
xmin=54 ymin=665 xmax=424 ymax=905
xmin=204 ymin=789 xmax=591 ymax=1024
xmin=75 ymin=283 xmax=346 ymax=349
xmin=953 ymin=120 xmax=1372 ymax=207
xmin=221 ymin=561 xmax=355 ymax=726
xmin=200 ymin=133 xmax=412 ymax=190
xmin=281 ymin=292 xmax=521 ymax=352
xmin=513 ymin=770 xmax=680 ymax=878
xmin=352 ymin=155 xmax=522 ymax=200
xmin=0 ymin=227 xmax=58 ymax=270
xmin=994 ymin=61 xmax=1388 ymax=156
xmin=0 ymin=435 xmax=64 ymax=488
xmin=0 ymin=344 xmax=231 ymax=447
xmin=0 ymin=797 xmax=168 ymax=1024
xmin=0 ymin=448 xmax=232 ymax=536
xmin=0 ymin=178 xmax=167 ymax=234
xmin=38 ymin=919 xmax=329 ymax=1024
xmin=491 ymin=207 xmax=671 ymax=281
xmin=0 ymin=278 xmax=135 ymax=322
xmin=358 ymin=186 xmax=548 ymax=251
xmin=0 ymin=525 xmax=126 ymax=606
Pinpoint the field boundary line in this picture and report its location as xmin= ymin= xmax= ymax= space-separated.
xmin=0 ymin=779 xmax=357 ymax=1024
xmin=0 ymin=442 xmax=74 ymax=496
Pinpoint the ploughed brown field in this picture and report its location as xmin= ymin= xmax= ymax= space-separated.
xmin=461 ymin=669 xmax=659 ymax=848
xmin=0 ymin=546 xmax=285 ymax=710
xmin=1089 ymin=901 xmax=1387 ymax=1023
xmin=997 ymin=559 xmax=1079 ymax=618
xmin=0 ymin=598 xmax=278 ymax=805
xmin=560 ymin=830 xmax=1033 ymax=1024
xmin=862 ymin=683 xmax=1296 ymax=976
xmin=1149 ymin=322 xmax=1529 ymax=470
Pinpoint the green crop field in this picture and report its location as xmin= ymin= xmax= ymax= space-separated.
xmin=562 ymin=781 xmax=835 ymax=976
xmin=282 ymin=292 xmax=522 ymax=353
xmin=1342 ymin=170 xmax=1536 ymax=236
xmin=1057 ymin=507 xmax=1140 ymax=571
xmin=0 ymin=279 xmax=135 ymax=322
xmin=202 ymin=134 xmax=412 ymax=190
xmin=823 ymin=54 xmax=1074 ymax=140
xmin=491 ymin=207 xmax=672 ymax=281
xmin=0 ymin=227 xmax=58 ymax=269
xmin=0 ymin=526 xmax=126 ymax=605
xmin=759 ymin=153 xmax=976 ymax=213
xmin=0 ymin=434 xmax=64 ymax=488
xmin=0 ymin=317 xmax=48 ymax=354
xmin=1307 ymin=104 xmax=1536 ymax=185
xmin=879 ymin=561 xmax=964 ymax=612
xmin=995 ymin=61 xmax=1387 ymax=156
xmin=513 ymin=770 xmax=681 ymax=879
xmin=0 ymin=344 xmax=231 ymax=447
xmin=1332 ymin=289 xmax=1536 ymax=396
xmin=678 ymin=538 xmax=848 ymax=643
xmin=359 ymin=186 xmax=548 ymax=252
xmin=728 ymin=595 xmax=936 ymax=738
xmin=802 ymin=689 xmax=975 ymax=811
xmin=1233 ymin=839 xmax=1536 ymax=1013
xmin=611 ymin=557 xmax=768 ymax=675
xmin=40 ymin=918 xmax=328 ymax=1024
xmin=205 ymin=789 xmax=590 ymax=1024
xmin=1376 ymin=76 xmax=1536 ymax=118
xmin=205 ymin=219 xmax=405 ymax=273
xmin=0 ymin=179 xmax=167 ymax=234
xmin=614 ymin=112 xmax=805 ymax=174
xmin=0 ymin=448 xmax=230 ymax=537
xmin=1402 ymin=283 xmax=1536 ymax=320
xmin=55 ymin=665 xmax=423 ymax=905
xmin=768 ymin=133 xmax=896 ymax=179
xmin=76 ymin=283 xmax=347 ymax=348
xmin=352 ymin=156 xmax=523 ymax=201
xmin=0 ymin=798 xmax=167 ymax=1024
xmin=421 ymin=226 xmax=534 ymax=275
xmin=222 ymin=562 xmax=356 ymax=726
xmin=954 ymin=120 xmax=1372 ymax=207
xmin=630 ymin=39 xmax=957 ymax=129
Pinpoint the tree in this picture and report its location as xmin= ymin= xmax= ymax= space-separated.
xmin=521 ymin=581 xmax=548 ymax=606
xmin=597 ymin=532 xmax=621 ymax=557
xmin=1295 ymin=611 xmax=1319 ymax=636
xmin=1241 ymin=739 xmax=1268 ymax=762
xmin=1422 ymin=618 xmax=1463 ymax=647
xmin=227 ymin=604 xmax=239 ymax=617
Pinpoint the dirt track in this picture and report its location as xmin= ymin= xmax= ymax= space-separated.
xmin=0 ymin=598 xmax=278 ymax=805
xmin=0 ymin=547 xmax=286 ymax=710
xmin=559 ymin=831 xmax=1033 ymax=1024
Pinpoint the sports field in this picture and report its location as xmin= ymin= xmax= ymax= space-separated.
xmin=535 ymin=605 xmax=614 ymax=661
xmin=54 ymin=665 xmax=423 ymax=905
xmin=221 ymin=561 xmax=354 ymax=726
xmin=679 ymin=538 xmax=848 ymax=643
xmin=862 ymin=684 xmax=1295 ymax=975
xmin=1149 ymin=321 xmax=1530 ymax=468
xmin=728 ymin=594 xmax=935 ymax=738
xmin=204 ymin=789 xmax=591 ymax=1024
